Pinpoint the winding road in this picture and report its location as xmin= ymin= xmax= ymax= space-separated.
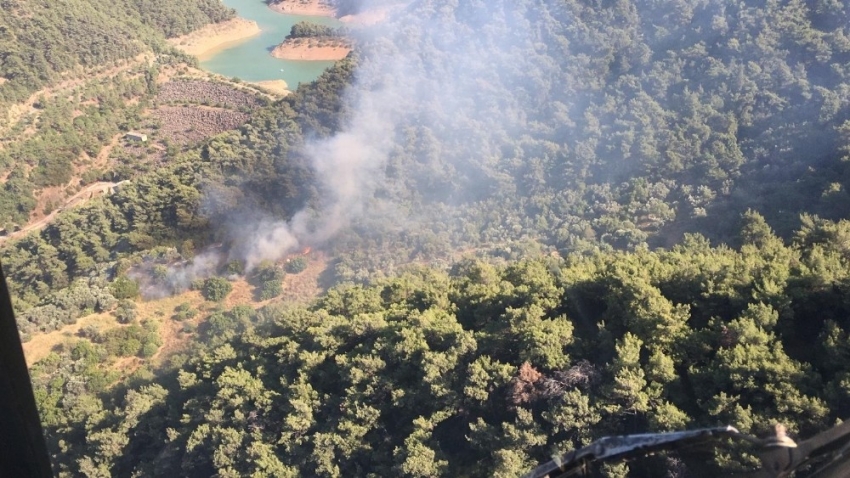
xmin=0 ymin=181 xmax=123 ymax=244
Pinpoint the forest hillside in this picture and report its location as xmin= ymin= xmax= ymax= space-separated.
xmin=0 ymin=0 xmax=233 ymax=105
xmin=9 ymin=0 xmax=850 ymax=476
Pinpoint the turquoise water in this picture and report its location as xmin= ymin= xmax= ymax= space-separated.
xmin=201 ymin=0 xmax=341 ymax=89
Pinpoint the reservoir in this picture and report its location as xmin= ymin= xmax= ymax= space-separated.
xmin=201 ymin=0 xmax=341 ymax=89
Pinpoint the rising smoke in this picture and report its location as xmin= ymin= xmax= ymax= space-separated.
xmin=142 ymin=0 xmax=850 ymax=298
xmin=226 ymin=0 xmax=548 ymax=262
xmin=157 ymin=0 xmax=546 ymax=291
xmin=232 ymin=33 xmax=408 ymax=270
xmin=157 ymin=0 xmax=850 ymax=294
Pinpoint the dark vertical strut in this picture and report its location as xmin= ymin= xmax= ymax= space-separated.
xmin=0 ymin=261 xmax=53 ymax=477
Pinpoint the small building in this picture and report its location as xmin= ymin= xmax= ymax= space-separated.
xmin=125 ymin=132 xmax=147 ymax=142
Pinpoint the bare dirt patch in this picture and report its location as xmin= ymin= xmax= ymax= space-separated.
xmin=168 ymin=18 xmax=261 ymax=60
xmin=23 ymin=312 xmax=116 ymax=366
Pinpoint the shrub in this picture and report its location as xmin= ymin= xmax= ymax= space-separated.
xmin=229 ymin=305 xmax=254 ymax=321
xmin=141 ymin=342 xmax=159 ymax=358
xmin=254 ymin=260 xmax=284 ymax=283
xmin=100 ymin=325 xmax=145 ymax=357
xmin=111 ymin=275 xmax=140 ymax=300
xmin=115 ymin=300 xmax=138 ymax=324
xmin=202 ymin=277 xmax=232 ymax=302
xmin=260 ymin=279 xmax=282 ymax=300
xmin=153 ymin=265 xmax=169 ymax=280
xmin=173 ymin=302 xmax=198 ymax=321
xmin=285 ymin=256 xmax=308 ymax=274
xmin=17 ymin=280 xmax=119 ymax=339
xmin=179 ymin=239 xmax=195 ymax=258
xmin=224 ymin=260 xmax=244 ymax=275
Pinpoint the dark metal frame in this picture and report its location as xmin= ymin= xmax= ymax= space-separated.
xmin=0 ymin=262 xmax=53 ymax=477
xmin=525 ymin=422 xmax=850 ymax=478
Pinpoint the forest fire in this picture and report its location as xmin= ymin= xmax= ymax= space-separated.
xmin=280 ymin=245 xmax=313 ymax=266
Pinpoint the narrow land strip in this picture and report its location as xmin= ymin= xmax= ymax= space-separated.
xmin=168 ymin=17 xmax=261 ymax=60
xmin=252 ymin=79 xmax=290 ymax=95
xmin=268 ymin=0 xmax=336 ymax=17
xmin=271 ymin=38 xmax=352 ymax=61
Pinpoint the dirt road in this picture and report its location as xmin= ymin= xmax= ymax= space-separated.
xmin=0 ymin=181 xmax=121 ymax=244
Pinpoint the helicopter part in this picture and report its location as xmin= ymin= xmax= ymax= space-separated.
xmin=523 ymin=426 xmax=743 ymax=478
xmin=526 ymin=420 xmax=850 ymax=478
xmin=0 ymin=261 xmax=53 ymax=477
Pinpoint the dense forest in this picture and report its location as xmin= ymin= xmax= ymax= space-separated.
xmin=8 ymin=0 xmax=850 ymax=476
xmin=33 ymin=217 xmax=850 ymax=477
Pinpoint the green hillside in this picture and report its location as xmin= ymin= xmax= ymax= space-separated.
xmin=34 ymin=221 xmax=850 ymax=477
xmin=0 ymin=0 xmax=235 ymax=227
xmin=0 ymin=0 xmax=233 ymax=104
xmin=10 ymin=0 xmax=850 ymax=476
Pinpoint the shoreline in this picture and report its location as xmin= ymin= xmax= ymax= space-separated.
xmin=271 ymin=38 xmax=352 ymax=61
xmin=168 ymin=18 xmax=261 ymax=61
xmin=250 ymin=80 xmax=290 ymax=96
xmin=268 ymin=0 xmax=336 ymax=17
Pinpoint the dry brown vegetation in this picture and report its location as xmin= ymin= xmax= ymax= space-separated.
xmin=23 ymin=312 xmax=116 ymax=366
xmin=23 ymin=253 xmax=328 ymax=369
xmin=157 ymin=79 xmax=266 ymax=109
xmin=151 ymin=105 xmax=249 ymax=145
xmin=280 ymin=251 xmax=327 ymax=302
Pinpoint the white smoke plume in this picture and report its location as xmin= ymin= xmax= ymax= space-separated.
xmin=222 ymin=9 xmax=416 ymax=270
xmin=132 ymin=248 xmax=222 ymax=299
xmin=154 ymin=0 xmax=544 ymax=294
